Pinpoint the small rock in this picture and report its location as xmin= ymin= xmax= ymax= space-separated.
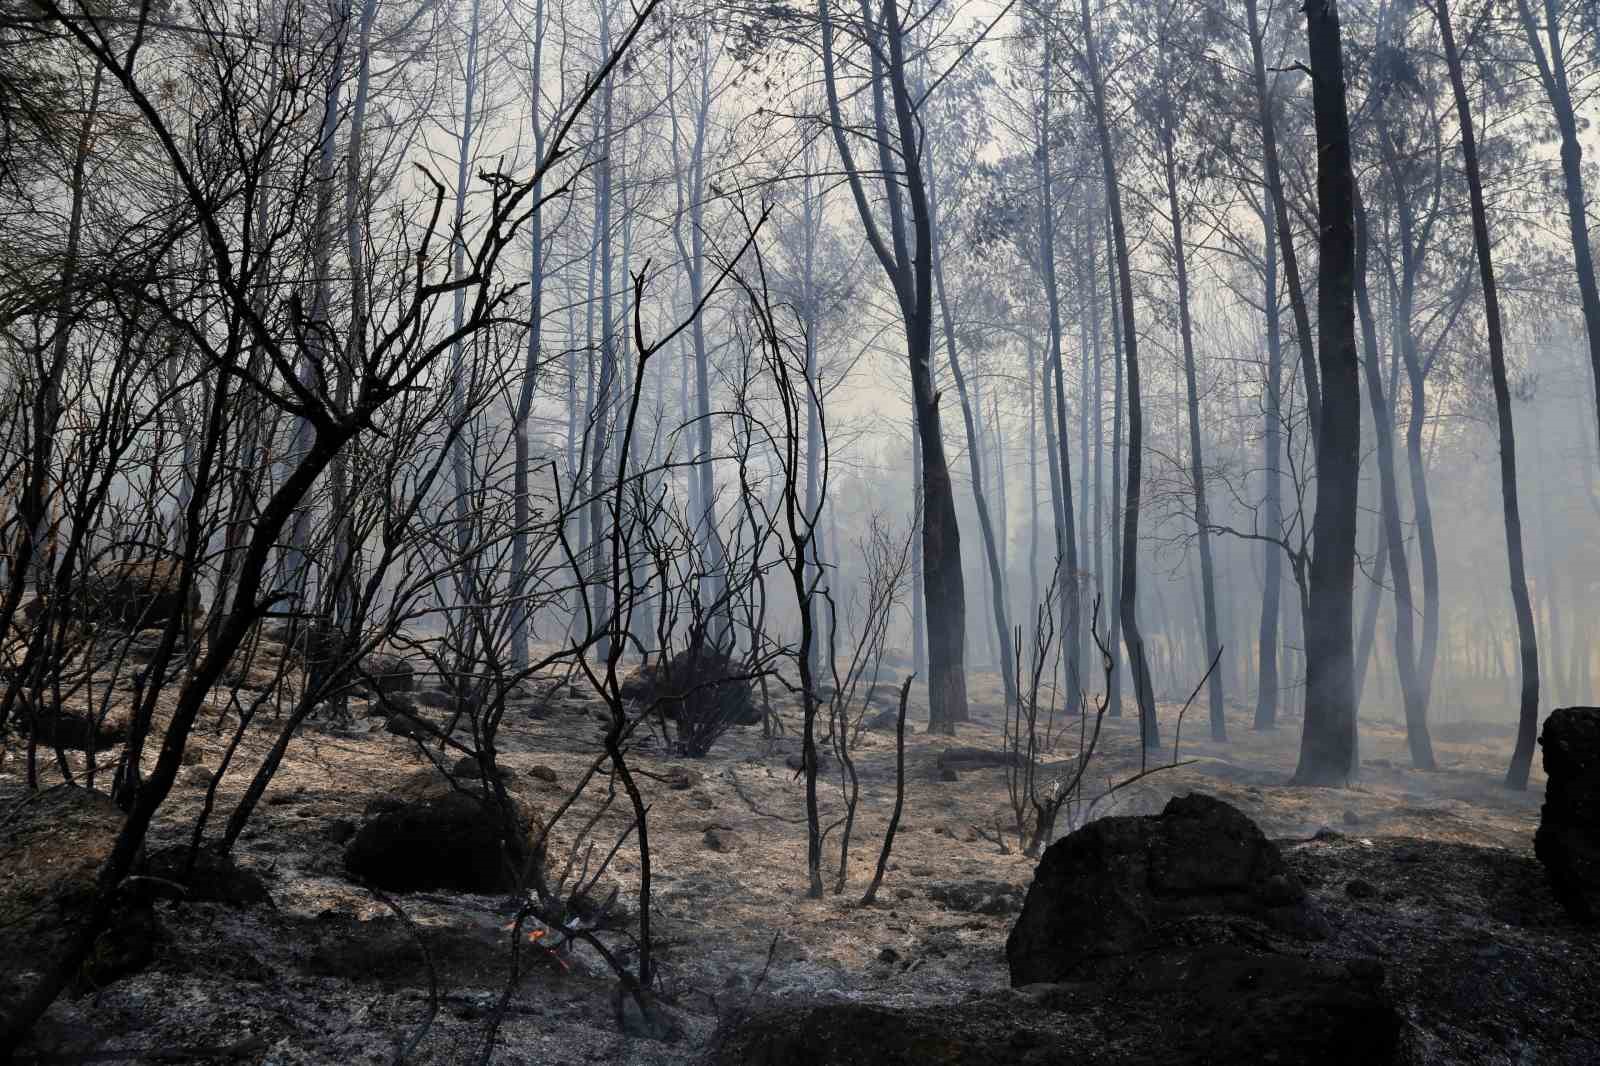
xmin=179 ymin=764 xmax=214 ymax=788
xmin=665 ymin=766 xmax=700 ymax=790
xmin=703 ymin=827 xmax=740 ymax=853
xmin=863 ymin=708 xmax=901 ymax=732
xmin=528 ymin=764 xmax=559 ymax=784
xmin=927 ymin=879 xmax=1024 ymax=916
xmin=181 ymin=745 xmax=205 ymax=767
xmin=938 ymin=767 xmax=959 ymax=783
xmin=909 ymin=866 xmax=933 ymax=877
xmin=360 ymin=653 xmax=414 ymax=696
xmin=137 ymin=845 xmax=271 ymax=907
xmin=414 ymin=689 xmax=454 ymax=711
xmin=614 ymin=986 xmax=680 ymax=1042
xmin=894 ymin=888 xmax=914 ymax=901
xmin=325 ymin=818 xmax=357 ymax=845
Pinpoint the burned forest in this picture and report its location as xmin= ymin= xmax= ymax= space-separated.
xmin=2 ymin=0 xmax=1600 ymax=1062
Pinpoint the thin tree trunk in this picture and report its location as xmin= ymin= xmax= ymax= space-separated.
xmin=1294 ymin=0 xmax=1361 ymax=787
xmin=1517 ymin=0 xmax=1600 ymax=456
xmin=1356 ymin=190 xmax=1434 ymax=769
xmin=448 ymin=0 xmax=485 ymax=625
xmin=928 ymin=149 xmax=1016 ymax=709
xmin=1256 ymin=200 xmax=1284 ymax=729
xmin=1081 ymin=0 xmax=1154 ymax=745
xmin=1037 ymin=54 xmax=1081 ymax=713
xmin=1432 ymin=0 xmax=1541 ymax=788
xmin=511 ymin=0 xmax=549 ymax=672
xmin=1161 ymin=135 xmax=1225 ymax=741
xmin=820 ymin=0 xmax=965 ymax=729
xmin=1245 ymin=0 xmax=1321 ymax=443
xmin=1107 ymin=204 xmax=1125 ymax=718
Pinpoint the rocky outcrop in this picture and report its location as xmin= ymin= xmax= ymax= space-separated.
xmin=1535 ymin=707 xmax=1600 ymax=922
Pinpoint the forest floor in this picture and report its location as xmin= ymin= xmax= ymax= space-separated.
xmin=0 ymin=657 xmax=1583 ymax=1066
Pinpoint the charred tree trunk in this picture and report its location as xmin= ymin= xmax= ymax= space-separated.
xmin=1256 ymin=200 xmax=1284 ymax=730
xmin=928 ymin=149 xmax=1017 ymax=710
xmin=1246 ymin=0 xmax=1321 ymax=444
xmin=1433 ymin=0 xmax=1541 ymax=788
xmin=1161 ymin=134 xmax=1226 ymax=742
xmin=820 ymin=0 xmax=967 ymax=731
xmin=1516 ymin=0 xmax=1600 ymax=457
xmin=1294 ymin=0 xmax=1361 ymax=787
xmin=1081 ymin=0 xmax=1156 ymax=746
xmin=1356 ymin=191 xmax=1435 ymax=770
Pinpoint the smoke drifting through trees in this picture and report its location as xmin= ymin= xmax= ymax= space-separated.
xmin=0 ymin=0 xmax=1596 ymax=1045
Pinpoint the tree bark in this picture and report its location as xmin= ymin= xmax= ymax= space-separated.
xmin=928 ymin=149 xmax=1017 ymax=710
xmin=819 ymin=0 xmax=967 ymax=730
xmin=1356 ymin=190 xmax=1435 ymax=770
xmin=1256 ymin=199 xmax=1284 ymax=730
xmin=1161 ymin=134 xmax=1226 ymax=741
xmin=1516 ymin=0 xmax=1600 ymax=457
xmin=1294 ymin=0 xmax=1361 ymax=787
xmin=1080 ymin=0 xmax=1156 ymax=746
xmin=1245 ymin=0 xmax=1321 ymax=444
xmin=1432 ymin=0 xmax=1541 ymax=789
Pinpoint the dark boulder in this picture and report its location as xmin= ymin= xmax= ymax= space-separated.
xmin=926 ymin=879 xmax=1024 ymax=916
xmin=358 ymin=653 xmax=414 ymax=696
xmin=76 ymin=558 xmax=201 ymax=632
xmin=1007 ymin=792 xmax=1318 ymax=983
xmin=345 ymin=768 xmax=544 ymax=894
xmin=1535 ymin=707 xmax=1600 ymax=921
xmin=16 ymin=698 xmax=130 ymax=751
xmin=0 ymin=787 xmax=159 ymax=1001
xmin=135 ymin=845 xmax=271 ymax=907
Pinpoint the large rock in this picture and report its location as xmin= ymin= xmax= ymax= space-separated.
xmin=0 ymin=787 xmax=159 ymax=1003
xmin=16 ymin=698 xmax=131 ymax=751
xmin=76 ymin=558 xmax=201 ymax=632
xmin=1007 ymin=792 xmax=1318 ymax=982
xmin=358 ymin=653 xmax=415 ymax=696
xmin=344 ymin=766 xmax=545 ymax=894
xmin=1535 ymin=707 xmax=1600 ymax=921
xmin=135 ymin=845 xmax=271 ymax=907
